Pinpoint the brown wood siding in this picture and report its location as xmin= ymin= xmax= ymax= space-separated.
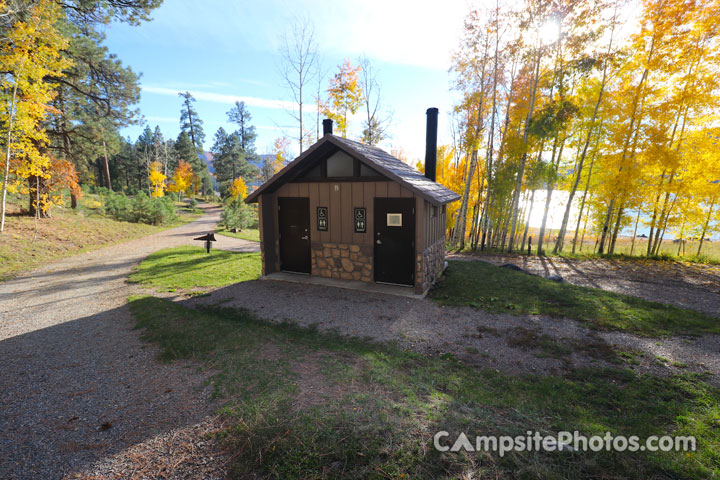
xmin=317 ymin=182 xmax=329 ymax=243
xmin=274 ymin=180 xmax=420 ymax=248
xmin=422 ymin=200 xmax=446 ymax=251
xmin=351 ymin=183 xmax=364 ymax=245
xmin=259 ymin=194 xmax=278 ymax=274
xmin=341 ymin=183 xmax=352 ymax=243
xmin=416 ymin=197 xmax=425 ymax=252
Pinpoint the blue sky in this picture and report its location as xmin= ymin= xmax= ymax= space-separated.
xmin=103 ymin=0 xmax=469 ymax=161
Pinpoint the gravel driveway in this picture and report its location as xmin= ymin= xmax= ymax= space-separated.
xmin=0 ymin=205 xmax=258 ymax=480
xmin=189 ymin=277 xmax=720 ymax=386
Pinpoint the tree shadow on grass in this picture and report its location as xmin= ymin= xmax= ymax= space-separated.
xmin=129 ymin=248 xmax=260 ymax=289
xmin=129 ymin=296 xmax=720 ymax=479
xmin=433 ymin=261 xmax=720 ymax=337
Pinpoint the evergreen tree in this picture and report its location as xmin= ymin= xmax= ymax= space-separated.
xmin=226 ymin=101 xmax=259 ymax=168
xmin=211 ymin=127 xmax=257 ymax=197
xmin=46 ymin=4 xmax=151 ymax=196
xmin=178 ymin=91 xmax=205 ymax=150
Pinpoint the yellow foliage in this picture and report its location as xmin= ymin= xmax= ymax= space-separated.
xmin=149 ymin=161 xmax=167 ymax=197
xmin=0 ymin=0 xmax=73 ymax=197
xmin=322 ymin=60 xmax=362 ymax=137
xmin=229 ymin=176 xmax=247 ymax=201
xmin=168 ymin=160 xmax=194 ymax=195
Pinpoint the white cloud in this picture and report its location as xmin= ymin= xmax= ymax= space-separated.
xmin=142 ymin=86 xmax=302 ymax=111
xmin=125 ymin=0 xmax=469 ymax=70
xmin=144 ymin=116 xmax=177 ymax=123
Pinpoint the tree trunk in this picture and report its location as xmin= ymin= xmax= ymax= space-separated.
xmin=28 ymin=175 xmax=51 ymax=219
xmin=521 ymin=189 xmax=536 ymax=253
xmin=579 ymin=195 xmax=593 ymax=252
xmin=571 ymin=144 xmax=598 ymax=254
xmin=646 ymin=189 xmax=662 ymax=256
xmin=101 ymin=127 xmax=112 ymax=191
xmin=507 ymin=48 xmax=542 ymax=252
xmin=598 ymin=199 xmax=614 ymax=254
xmin=696 ymin=199 xmax=715 ymax=256
xmin=629 ymin=208 xmax=641 ymax=255
xmin=479 ymin=0 xmax=502 ymax=251
xmin=537 ymin=133 xmax=566 ymax=255
xmin=609 ymin=205 xmax=624 ymax=254
xmin=454 ymin=37 xmax=490 ymax=250
xmin=554 ymin=23 xmax=615 ymax=254
xmin=1 ymin=80 xmax=19 ymax=233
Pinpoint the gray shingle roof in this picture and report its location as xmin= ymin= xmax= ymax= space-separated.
xmin=245 ymin=135 xmax=461 ymax=206
xmin=332 ymin=137 xmax=461 ymax=205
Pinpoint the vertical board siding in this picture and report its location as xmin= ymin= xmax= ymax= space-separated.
xmin=309 ymin=182 xmax=319 ymax=242
xmin=329 ymin=183 xmax=341 ymax=243
xmin=387 ymin=182 xmax=400 ymax=197
xmin=364 ymin=182 xmax=375 ymax=246
xmin=341 ymin=183 xmax=353 ymax=243
xmin=297 ymin=183 xmax=309 ymax=197
xmin=375 ymin=181 xmax=388 ymax=198
xmin=416 ymin=197 xmax=425 ymax=252
xmin=351 ymin=183 xmax=364 ymax=245
xmin=318 ymin=183 xmax=329 ymax=243
xmin=422 ymin=199 xmax=447 ymax=252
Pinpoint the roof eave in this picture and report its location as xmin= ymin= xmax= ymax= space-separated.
xmin=244 ymin=135 xmax=335 ymax=204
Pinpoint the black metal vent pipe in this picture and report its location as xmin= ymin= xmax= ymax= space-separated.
xmin=424 ymin=108 xmax=438 ymax=181
xmin=322 ymin=119 xmax=333 ymax=136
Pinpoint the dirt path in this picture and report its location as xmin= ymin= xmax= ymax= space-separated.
xmin=0 ymin=204 xmax=258 ymax=480
xmin=449 ymin=253 xmax=720 ymax=318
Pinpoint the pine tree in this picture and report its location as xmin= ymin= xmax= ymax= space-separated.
xmin=178 ymin=91 xmax=205 ymax=150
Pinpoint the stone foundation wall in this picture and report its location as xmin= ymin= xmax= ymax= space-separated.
xmin=312 ymin=242 xmax=373 ymax=282
xmin=416 ymin=239 xmax=446 ymax=294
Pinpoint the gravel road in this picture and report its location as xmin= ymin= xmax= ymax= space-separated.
xmin=189 ymin=277 xmax=720 ymax=386
xmin=0 ymin=205 xmax=258 ymax=480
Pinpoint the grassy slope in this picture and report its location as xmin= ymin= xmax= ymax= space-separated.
xmin=0 ymin=212 xmax=157 ymax=281
xmin=0 ymin=197 xmax=202 ymax=282
xmin=430 ymin=260 xmax=719 ymax=337
xmin=129 ymin=295 xmax=720 ymax=479
xmin=129 ymin=246 xmax=261 ymax=292
xmin=215 ymin=227 xmax=260 ymax=243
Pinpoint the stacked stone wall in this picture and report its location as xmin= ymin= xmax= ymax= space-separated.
xmin=311 ymin=242 xmax=373 ymax=281
xmin=416 ymin=239 xmax=445 ymax=293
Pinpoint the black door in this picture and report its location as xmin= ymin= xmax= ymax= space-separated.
xmin=279 ymin=197 xmax=311 ymax=274
xmin=374 ymin=197 xmax=415 ymax=286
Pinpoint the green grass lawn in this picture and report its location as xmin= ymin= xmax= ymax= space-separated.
xmin=430 ymin=260 xmax=720 ymax=337
xmin=129 ymin=295 xmax=720 ymax=479
xmin=129 ymin=246 xmax=261 ymax=292
xmin=216 ymin=227 xmax=260 ymax=242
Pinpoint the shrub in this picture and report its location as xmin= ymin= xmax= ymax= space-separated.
xmin=222 ymin=200 xmax=253 ymax=231
xmin=101 ymin=191 xmax=177 ymax=225
xmin=103 ymin=191 xmax=132 ymax=222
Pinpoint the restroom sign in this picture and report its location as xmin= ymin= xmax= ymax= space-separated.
xmin=317 ymin=206 xmax=328 ymax=231
xmin=354 ymin=208 xmax=366 ymax=233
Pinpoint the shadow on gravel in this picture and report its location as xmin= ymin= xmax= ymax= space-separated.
xmin=0 ymin=303 xmax=214 ymax=479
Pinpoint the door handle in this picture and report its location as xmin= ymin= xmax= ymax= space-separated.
xmin=301 ymin=236 xmax=309 ymax=240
